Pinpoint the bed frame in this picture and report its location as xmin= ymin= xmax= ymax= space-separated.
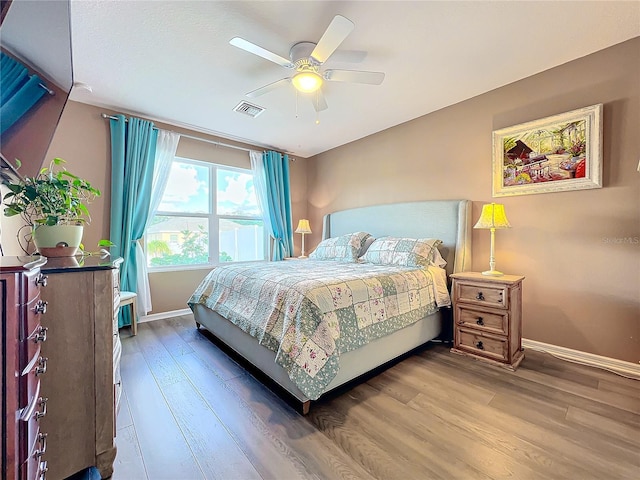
xmin=193 ymin=200 xmax=472 ymax=413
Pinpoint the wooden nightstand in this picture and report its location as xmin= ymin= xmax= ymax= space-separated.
xmin=450 ymin=272 xmax=525 ymax=370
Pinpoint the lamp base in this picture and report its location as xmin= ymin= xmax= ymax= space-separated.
xmin=298 ymin=255 xmax=308 ymax=259
xmin=482 ymin=269 xmax=504 ymax=277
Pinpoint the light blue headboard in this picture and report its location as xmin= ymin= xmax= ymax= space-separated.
xmin=322 ymin=200 xmax=472 ymax=276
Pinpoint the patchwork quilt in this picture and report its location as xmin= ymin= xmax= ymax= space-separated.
xmin=188 ymin=260 xmax=440 ymax=400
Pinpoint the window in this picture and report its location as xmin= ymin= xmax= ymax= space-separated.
xmin=145 ymin=157 xmax=266 ymax=269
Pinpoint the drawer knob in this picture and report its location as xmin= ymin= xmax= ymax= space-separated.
xmin=476 ymin=317 xmax=484 ymax=326
xmin=35 ymin=397 xmax=48 ymax=420
xmin=475 ymin=341 xmax=484 ymax=350
xmin=35 ymin=273 xmax=48 ymax=287
xmin=475 ymin=292 xmax=485 ymax=301
xmin=34 ymin=300 xmax=48 ymax=315
xmin=34 ymin=326 xmax=48 ymax=343
xmin=34 ymin=432 xmax=48 ymax=458
xmin=35 ymin=357 xmax=48 ymax=376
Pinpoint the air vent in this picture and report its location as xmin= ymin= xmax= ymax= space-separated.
xmin=233 ymin=101 xmax=265 ymax=118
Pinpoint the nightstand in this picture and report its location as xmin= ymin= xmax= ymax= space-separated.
xmin=450 ymin=272 xmax=525 ymax=370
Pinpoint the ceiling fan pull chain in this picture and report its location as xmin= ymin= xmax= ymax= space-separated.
xmin=315 ymin=91 xmax=320 ymax=125
xmin=295 ymin=90 xmax=299 ymax=118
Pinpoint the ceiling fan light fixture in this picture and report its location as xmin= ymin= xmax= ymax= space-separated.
xmin=292 ymin=71 xmax=323 ymax=93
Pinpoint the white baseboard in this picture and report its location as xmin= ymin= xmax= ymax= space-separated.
xmin=139 ymin=308 xmax=193 ymax=324
xmin=523 ymin=338 xmax=640 ymax=380
xmin=132 ymin=314 xmax=639 ymax=381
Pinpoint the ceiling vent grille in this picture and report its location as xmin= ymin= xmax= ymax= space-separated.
xmin=233 ymin=101 xmax=265 ymax=118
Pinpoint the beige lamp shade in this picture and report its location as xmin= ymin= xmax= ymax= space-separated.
xmin=474 ymin=203 xmax=511 ymax=229
xmin=295 ymin=219 xmax=312 ymax=234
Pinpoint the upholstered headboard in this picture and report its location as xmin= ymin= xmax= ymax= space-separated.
xmin=322 ymin=200 xmax=472 ymax=277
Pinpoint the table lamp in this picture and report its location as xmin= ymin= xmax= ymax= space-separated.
xmin=474 ymin=203 xmax=511 ymax=276
xmin=295 ymin=219 xmax=312 ymax=258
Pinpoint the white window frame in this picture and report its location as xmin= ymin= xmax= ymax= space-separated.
xmin=146 ymin=157 xmax=267 ymax=272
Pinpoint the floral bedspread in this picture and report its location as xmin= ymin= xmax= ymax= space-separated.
xmin=187 ymin=260 xmax=440 ymax=400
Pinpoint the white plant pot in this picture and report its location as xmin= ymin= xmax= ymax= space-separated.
xmin=32 ymin=224 xmax=83 ymax=257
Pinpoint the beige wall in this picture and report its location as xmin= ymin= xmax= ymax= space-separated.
xmin=307 ymin=38 xmax=640 ymax=363
xmin=3 ymin=38 xmax=636 ymax=363
xmin=1 ymin=101 xmax=308 ymax=314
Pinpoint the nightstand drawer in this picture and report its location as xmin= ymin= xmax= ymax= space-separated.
xmin=457 ymin=328 xmax=508 ymax=362
xmin=456 ymin=306 xmax=508 ymax=335
xmin=456 ymin=282 xmax=507 ymax=308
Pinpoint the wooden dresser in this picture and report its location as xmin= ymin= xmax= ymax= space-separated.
xmin=1 ymin=256 xmax=49 ymax=480
xmin=450 ymin=272 xmax=525 ymax=370
xmin=37 ymin=256 xmax=123 ymax=480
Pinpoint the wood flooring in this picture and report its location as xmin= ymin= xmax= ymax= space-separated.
xmin=112 ymin=315 xmax=639 ymax=480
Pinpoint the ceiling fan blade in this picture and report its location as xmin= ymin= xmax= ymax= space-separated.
xmin=311 ymin=90 xmax=328 ymax=112
xmin=310 ymin=15 xmax=355 ymax=64
xmin=246 ymin=78 xmax=291 ymax=98
xmin=230 ymin=37 xmax=293 ymax=68
xmin=324 ymin=69 xmax=385 ymax=85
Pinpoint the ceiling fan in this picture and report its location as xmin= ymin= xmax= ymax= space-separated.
xmin=230 ymin=15 xmax=385 ymax=113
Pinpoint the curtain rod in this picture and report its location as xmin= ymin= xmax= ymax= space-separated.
xmin=39 ymin=83 xmax=54 ymax=95
xmin=101 ymin=113 xmax=254 ymax=154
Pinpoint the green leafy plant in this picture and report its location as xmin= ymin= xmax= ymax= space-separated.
xmin=2 ymin=157 xmax=114 ymax=255
xmin=3 ymin=157 xmax=101 ymax=226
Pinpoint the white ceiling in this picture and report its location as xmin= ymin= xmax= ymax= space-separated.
xmin=67 ymin=1 xmax=639 ymax=158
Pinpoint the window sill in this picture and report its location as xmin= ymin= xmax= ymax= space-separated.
xmin=148 ymin=259 xmax=268 ymax=274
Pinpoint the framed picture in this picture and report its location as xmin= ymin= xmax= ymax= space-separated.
xmin=492 ymin=104 xmax=603 ymax=197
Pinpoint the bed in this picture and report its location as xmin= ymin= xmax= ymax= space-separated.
xmin=189 ymin=200 xmax=472 ymax=413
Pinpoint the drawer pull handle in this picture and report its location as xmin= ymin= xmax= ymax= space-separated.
xmin=34 ymin=326 xmax=48 ymax=343
xmin=475 ymin=292 xmax=485 ymax=301
xmin=476 ymin=317 xmax=484 ymax=326
xmin=35 ymin=432 xmax=48 ymax=458
xmin=34 ymin=300 xmax=48 ymax=315
xmin=35 ymin=274 xmax=48 ymax=287
xmin=39 ymin=460 xmax=48 ymax=480
xmin=475 ymin=341 xmax=484 ymax=350
xmin=35 ymin=397 xmax=48 ymax=420
xmin=35 ymin=357 xmax=48 ymax=376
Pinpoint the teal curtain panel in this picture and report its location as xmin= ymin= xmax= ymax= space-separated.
xmin=109 ymin=114 xmax=158 ymax=327
xmin=262 ymin=150 xmax=294 ymax=260
xmin=0 ymin=52 xmax=47 ymax=135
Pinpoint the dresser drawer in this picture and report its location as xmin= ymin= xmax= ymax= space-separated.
xmin=114 ymin=335 xmax=122 ymax=413
xmin=19 ymin=413 xmax=41 ymax=466
xmin=18 ymin=379 xmax=42 ymax=464
xmin=113 ymin=269 xmax=121 ymax=302
xmin=21 ymin=430 xmax=47 ymax=480
xmin=455 ymin=305 xmax=508 ymax=335
xmin=113 ymin=305 xmax=121 ymax=336
xmin=456 ymin=282 xmax=507 ymax=309
xmin=22 ymin=294 xmax=47 ymax=343
xmin=21 ymin=356 xmax=46 ymax=410
xmin=21 ymin=270 xmax=46 ymax=305
xmin=456 ymin=328 xmax=508 ymax=363
xmin=22 ymin=324 xmax=47 ymax=372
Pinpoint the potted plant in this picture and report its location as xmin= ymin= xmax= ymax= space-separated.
xmin=2 ymin=157 xmax=102 ymax=257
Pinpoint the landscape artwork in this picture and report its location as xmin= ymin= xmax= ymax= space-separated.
xmin=492 ymin=104 xmax=603 ymax=197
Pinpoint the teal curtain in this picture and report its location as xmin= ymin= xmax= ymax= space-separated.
xmin=262 ymin=150 xmax=294 ymax=260
xmin=0 ymin=52 xmax=47 ymax=135
xmin=109 ymin=115 xmax=158 ymax=327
